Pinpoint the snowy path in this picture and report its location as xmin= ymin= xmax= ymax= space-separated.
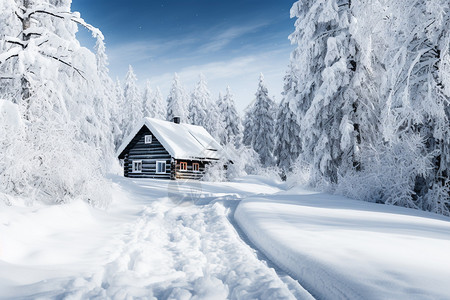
xmin=0 ymin=176 xmax=313 ymax=299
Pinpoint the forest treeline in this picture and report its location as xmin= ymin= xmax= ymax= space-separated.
xmin=0 ymin=0 xmax=448 ymax=215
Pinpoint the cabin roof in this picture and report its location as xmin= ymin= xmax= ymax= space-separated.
xmin=117 ymin=117 xmax=224 ymax=161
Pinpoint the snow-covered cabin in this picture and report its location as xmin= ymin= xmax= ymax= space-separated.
xmin=116 ymin=117 xmax=224 ymax=180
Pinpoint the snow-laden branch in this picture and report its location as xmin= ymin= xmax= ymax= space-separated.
xmin=39 ymin=52 xmax=86 ymax=80
xmin=21 ymin=5 xmax=104 ymax=40
xmin=0 ymin=47 xmax=21 ymax=64
xmin=5 ymin=37 xmax=26 ymax=48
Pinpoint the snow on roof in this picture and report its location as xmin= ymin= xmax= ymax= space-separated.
xmin=117 ymin=117 xmax=224 ymax=161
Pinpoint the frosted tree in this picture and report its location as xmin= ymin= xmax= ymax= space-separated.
xmin=217 ymin=86 xmax=242 ymax=147
xmin=122 ymin=65 xmax=142 ymax=137
xmin=112 ymin=78 xmax=124 ymax=149
xmin=274 ymin=65 xmax=302 ymax=174
xmin=290 ymin=0 xmax=357 ymax=184
xmin=335 ymin=0 xmax=450 ymax=213
xmin=189 ymin=74 xmax=221 ymax=138
xmin=143 ymin=81 xmax=166 ymax=120
xmin=0 ymin=0 xmax=112 ymax=206
xmin=166 ymin=73 xmax=188 ymax=122
xmin=152 ymin=87 xmax=167 ymax=119
xmin=93 ymin=36 xmax=114 ymax=157
xmin=189 ymin=74 xmax=209 ymax=127
xmin=373 ymin=0 xmax=450 ymax=210
xmin=142 ymin=80 xmax=153 ymax=118
xmin=243 ymin=74 xmax=276 ymax=167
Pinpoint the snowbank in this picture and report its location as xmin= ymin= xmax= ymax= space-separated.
xmin=235 ymin=188 xmax=450 ymax=299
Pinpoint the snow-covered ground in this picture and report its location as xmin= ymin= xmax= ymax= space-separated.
xmin=235 ymin=187 xmax=450 ymax=300
xmin=0 ymin=176 xmax=312 ymax=299
xmin=3 ymin=176 xmax=449 ymax=299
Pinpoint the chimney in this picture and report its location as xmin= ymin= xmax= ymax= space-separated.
xmin=173 ymin=116 xmax=181 ymax=124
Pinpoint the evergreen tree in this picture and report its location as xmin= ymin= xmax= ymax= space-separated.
xmin=217 ymin=86 xmax=242 ymax=147
xmin=143 ymin=82 xmax=166 ymax=120
xmin=112 ymin=79 xmax=124 ymax=150
xmin=274 ymin=65 xmax=302 ymax=174
xmin=123 ymin=65 xmax=142 ymax=137
xmin=93 ymin=36 xmax=114 ymax=157
xmin=167 ymin=73 xmax=188 ymax=122
xmin=290 ymin=0 xmax=357 ymax=184
xmin=151 ymin=87 xmax=167 ymax=120
xmin=189 ymin=74 xmax=209 ymax=127
xmin=142 ymin=80 xmax=153 ymax=118
xmin=243 ymin=74 xmax=276 ymax=167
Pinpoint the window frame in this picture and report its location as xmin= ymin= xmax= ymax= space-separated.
xmin=179 ymin=161 xmax=187 ymax=171
xmin=193 ymin=163 xmax=200 ymax=172
xmin=132 ymin=160 xmax=143 ymax=173
xmin=156 ymin=161 xmax=166 ymax=174
xmin=144 ymin=135 xmax=152 ymax=144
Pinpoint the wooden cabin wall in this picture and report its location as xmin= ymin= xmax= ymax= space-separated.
xmin=124 ymin=127 xmax=172 ymax=179
xmin=174 ymin=159 xmax=208 ymax=180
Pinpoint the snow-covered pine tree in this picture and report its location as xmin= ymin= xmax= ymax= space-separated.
xmin=166 ymin=73 xmax=188 ymax=122
xmin=142 ymin=80 xmax=153 ymax=118
xmin=112 ymin=78 xmax=124 ymax=149
xmin=122 ymin=65 xmax=142 ymax=137
xmin=189 ymin=74 xmax=221 ymax=138
xmin=243 ymin=74 xmax=276 ymax=167
xmin=152 ymin=87 xmax=167 ymax=120
xmin=274 ymin=64 xmax=302 ymax=174
xmin=290 ymin=0 xmax=357 ymax=185
xmin=93 ymin=36 xmax=114 ymax=161
xmin=189 ymin=74 xmax=209 ymax=127
xmin=143 ymin=82 xmax=166 ymax=120
xmin=0 ymin=0 xmax=112 ymax=206
xmin=217 ymin=86 xmax=242 ymax=147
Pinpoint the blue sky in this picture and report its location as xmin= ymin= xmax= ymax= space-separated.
xmin=72 ymin=0 xmax=296 ymax=112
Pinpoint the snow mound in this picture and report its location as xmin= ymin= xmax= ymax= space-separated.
xmin=235 ymin=191 xmax=450 ymax=299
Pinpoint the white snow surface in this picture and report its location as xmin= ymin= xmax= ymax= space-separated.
xmin=117 ymin=117 xmax=224 ymax=161
xmin=0 ymin=176 xmax=311 ymax=299
xmin=235 ymin=187 xmax=450 ymax=300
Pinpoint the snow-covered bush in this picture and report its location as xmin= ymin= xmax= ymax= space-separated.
xmin=202 ymin=143 xmax=260 ymax=182
xmin=202 ymin=160 xmax=227 ymax=182
xmin=336 ymin=135 xmax=434 ymax=209
xmin=225 ymin=143 xmax=260 ymax=179
xmin=422 ymin=179 xmax=450 ymax=216
xmin=286 ymin=158 xmax=312 ymax=189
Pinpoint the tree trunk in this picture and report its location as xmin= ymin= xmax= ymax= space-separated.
xmin=21 ymin=0 xmax=31 ymax=110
